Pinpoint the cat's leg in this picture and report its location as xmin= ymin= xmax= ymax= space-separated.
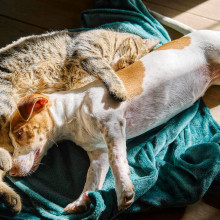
xmin=101 ymin=118 xmax=134 ymax=210
xmin=80 ymin=58 xmax=127 ymax=101
xmin=64 ymin=148 xmax=109 ymax=214
xmin=0 ymin=148 xmax=12 ymax=172
xmin=0 ymin=172 xmax=22 ymax=215
xmin=0 ymin=137 xmax=22 ymax=214
xmin=113 ymin=56 xmax=127 ymax=70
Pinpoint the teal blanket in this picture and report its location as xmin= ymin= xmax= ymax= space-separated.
xmin=1 ymin=0 xmax=220 ymax=219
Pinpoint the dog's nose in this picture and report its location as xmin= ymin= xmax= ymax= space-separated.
xmin=9 ymin=165 xmax=19 ymax=176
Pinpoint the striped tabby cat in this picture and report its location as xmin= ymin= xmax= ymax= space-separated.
xmin=0 ymin=29 xmax=159 ymax=214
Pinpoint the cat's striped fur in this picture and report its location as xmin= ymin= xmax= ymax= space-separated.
xmin=0 ymin=29 xmax=159 ymax=214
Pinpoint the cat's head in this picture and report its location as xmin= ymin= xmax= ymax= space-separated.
xmin=112 ymin=36 xmax=159 ymax=71
xmin=9 ymin=94 xmax=53 ymax=177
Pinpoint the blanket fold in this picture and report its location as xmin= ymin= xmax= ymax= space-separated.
xmin=0 ymin=0 xmax=219 ymax=219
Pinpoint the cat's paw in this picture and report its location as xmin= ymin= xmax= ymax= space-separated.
xmin=0 ymin=181 xmax=22 ymax=215
xmin=115 ymin=58 xmax=127 ymax=70
xmin=3 ymin=191 xmax=22 ymax=215
xmin=0 ymin=148 xmax=12 ymax=171
xmin=109 ymin=86 xmax=127 ymax=102
xmin=64 ymin=192 xmax=90 ymax=214
xmin=116 ymin=179 xmax=134 ymax=211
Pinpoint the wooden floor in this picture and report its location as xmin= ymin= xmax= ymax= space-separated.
xmin=144 ymin=0 xmax=220 ymax=30
xmin=0 ymin=0 xmax=93 ymax=48
xmin=0 ymin=0 xmax=220 ymax=219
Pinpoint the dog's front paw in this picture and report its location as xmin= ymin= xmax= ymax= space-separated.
xmin=0 ymin=181 xmax=22 ymax=215
xmin=0 ymin=148 xmax=12 ymax=171
xmin=64 ymin=192 xmax=90 ymax=214
xmin=116 ymin=179 xmax=135 ymax=211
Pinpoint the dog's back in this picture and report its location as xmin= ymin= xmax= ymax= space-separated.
xmin=117 ymin=31 xmax=220 ymax=138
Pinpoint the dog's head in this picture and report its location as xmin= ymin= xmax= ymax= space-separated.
xmin=9 ymin=94 xmax=53 ymax=177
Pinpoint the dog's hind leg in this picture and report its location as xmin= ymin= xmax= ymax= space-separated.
xmin=64 ymin=148 xmax=109 ymax=214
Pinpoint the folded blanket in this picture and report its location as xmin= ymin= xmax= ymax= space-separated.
xmin=0 ymin=0 xmax=219 ymax=219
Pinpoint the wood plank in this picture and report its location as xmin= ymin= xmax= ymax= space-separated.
xmin=128 ymin=200 xmax=220 ymax=220
xmin=0 ymin=15 xmax=44 ymax=48
xmin=160 ymin=26 xmax=183 ymax=40
xmin=203 ymin=86 xmax=220 ymax=125
xmin=0 ymin=0 xmax=93 ymax=30
xmin=144 ymin=2 xmax=220 ymax=30
xmin=144 ymin=0 xmax=220 ymax=22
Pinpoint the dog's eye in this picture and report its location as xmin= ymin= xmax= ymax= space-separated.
xmin=15 ymin=128 xmax=23 ymax=140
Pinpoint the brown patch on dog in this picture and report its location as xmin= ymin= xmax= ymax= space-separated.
xmin=10 ymin=94 xmax=53 ymax=146
xmin=101 ymin=92 xmax=121 ymax=110
xmin=10 ymin=110 xmax=25 ymax=136
xmin=154 ymin=36 xmax=191 ymax=51
xmin=116 ymin=60 xmax=145 ymax=99
xmin=17 ymin=94 xmax=51 ymax=121
xmin=10 ymin=109 xmax=53 ymax=146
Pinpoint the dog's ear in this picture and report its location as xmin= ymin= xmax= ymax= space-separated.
xmin=17 ymin=94 xmax=51 ymax=121
xmin=144 ymin=38 xmax=160 ymax=51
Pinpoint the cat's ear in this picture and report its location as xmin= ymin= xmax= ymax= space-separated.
xmin=17 ymin=94 xmax=51 ymax=121
xmin=144 ymin=38 xmax=160 ymax=51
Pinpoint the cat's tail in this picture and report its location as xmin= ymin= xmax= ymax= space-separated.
xmin=148 ymin=9 xmax=195 ymax=35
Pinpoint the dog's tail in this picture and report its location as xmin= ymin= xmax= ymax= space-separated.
xmin=148 ymin=9 xmax=195 ymax=35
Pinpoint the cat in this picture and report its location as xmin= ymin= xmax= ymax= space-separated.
xmin=0 ymin=29 xmax=159 ymax=214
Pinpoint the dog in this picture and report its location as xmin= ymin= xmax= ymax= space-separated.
xmin=8 ymin=30 xmax=220 ymax=213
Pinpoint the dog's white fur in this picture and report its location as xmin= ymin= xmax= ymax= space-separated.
xmin=9 ymin=30 xmax=220 ymax=213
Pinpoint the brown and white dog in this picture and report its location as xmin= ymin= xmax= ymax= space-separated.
xmin=8 ymin=30 xmax=220 ymax=213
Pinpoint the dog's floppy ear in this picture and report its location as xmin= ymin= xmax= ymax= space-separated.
xmin=144 ymin=38 xmax=160 ymax=51
xmin=17 ymin=94 xmax=51 ymax=121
